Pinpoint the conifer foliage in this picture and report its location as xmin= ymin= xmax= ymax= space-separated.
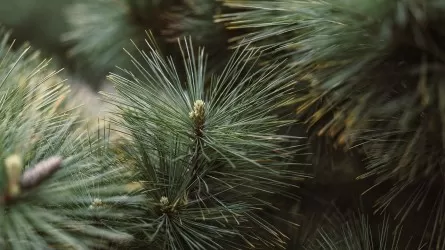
xmin=5 ymin=0 xmax=445 ymax=249
xmin=0 ymin=30 xmax=141 ymax=250
xmin=221 ymin=0 xmax=445 ymax=247
xmin=103 ymin=34 xmax=305 ymax=249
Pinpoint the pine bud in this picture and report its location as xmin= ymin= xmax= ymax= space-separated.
xmin=189 ymin=100 xmax=205 ymax=121
xmin=89 ymin=198 xmax=104 ymax=209
xmin=20 ymin=156 xmax=62 ymax=190
xmin=189 ymin=100 xmax=206 ymax=138
xmin=5 ymin=154 xmax=23 ymax=197
xmin=160 ymin=196 xmax=169 ymax=206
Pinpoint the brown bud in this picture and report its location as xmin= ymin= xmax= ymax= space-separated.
xmin=20 ymin=156 xmax=62 ymax=190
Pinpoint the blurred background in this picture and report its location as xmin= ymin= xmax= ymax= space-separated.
xmin=0 ymin=0 xmax=110 ymax=116
xmin=0 ymin=0 xmax=223 ymax=116
xmin=0 ymin=1 xmax=229 ymax=81
xmin=0 ymin=0 xmax=231 ymax=116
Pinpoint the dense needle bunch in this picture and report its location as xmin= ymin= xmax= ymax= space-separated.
xmin=103 ymin=33 xmax=307 ymax=249
xmin=0 ymin=31 xmax=142 ymax=250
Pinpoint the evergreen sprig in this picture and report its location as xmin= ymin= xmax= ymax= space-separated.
xmin=103 ymin=33 xmax=307 ymax=249
xmin=0 ymin=31 xmax=142 ymax=250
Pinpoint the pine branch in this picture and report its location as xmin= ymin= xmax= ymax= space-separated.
xmin=103 ymin=32 xmax=308 ymax=249
xmin=0 ymin=30 xmax=143 ymax=250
